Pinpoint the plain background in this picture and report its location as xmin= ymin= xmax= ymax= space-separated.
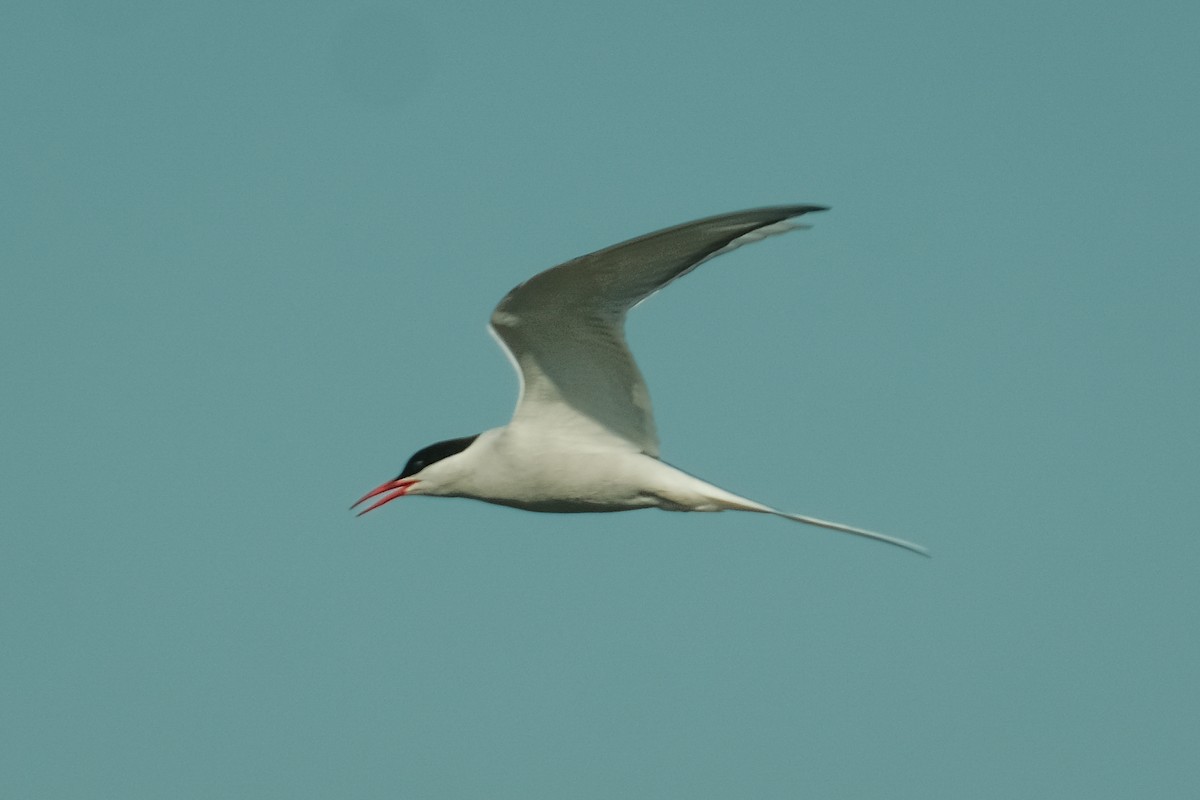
xmin=3 ymin=1 xmax=1198 ymax=797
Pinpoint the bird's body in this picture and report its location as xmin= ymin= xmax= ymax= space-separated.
xmin=354 ymin=205 xmax=927 ymax=556
xmin=420 ymin=428 xmax=754 ymax=515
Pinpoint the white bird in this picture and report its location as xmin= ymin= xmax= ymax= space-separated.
xmin=353 ymin=206 xmax=927 ymax=556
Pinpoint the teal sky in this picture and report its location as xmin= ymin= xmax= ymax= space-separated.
xmin=3 ymin=1 xmax=1198 ymax=797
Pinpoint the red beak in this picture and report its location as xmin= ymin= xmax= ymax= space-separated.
xmin=351 ymin=478 xmax=419 ymax=517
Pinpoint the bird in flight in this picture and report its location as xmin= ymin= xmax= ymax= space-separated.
xmin=353 ymin=205 xmax=927 ymax=555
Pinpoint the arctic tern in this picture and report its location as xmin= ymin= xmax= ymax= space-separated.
xmin=353 ymin=205 xmax=927 ymax=555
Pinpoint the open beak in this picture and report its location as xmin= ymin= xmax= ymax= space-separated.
xmin=351 ymin=478 xmax=419 ymax=517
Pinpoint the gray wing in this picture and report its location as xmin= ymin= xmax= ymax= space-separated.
xmin=489 ymin=205 xmax=828 ymax=456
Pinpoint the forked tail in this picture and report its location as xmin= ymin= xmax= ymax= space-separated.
xmin=765 ymin=508 xmax=928 ymax=556
xmin=667 ymin=469 xmax=929 ymax=556
xmin=709 ymin=490 xmax=929 ymax=556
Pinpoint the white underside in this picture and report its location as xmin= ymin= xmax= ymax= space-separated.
xmin=414 ymin=429 xmax=928 ymax=555
xmin=433 ymin=428 xmax=751 ymax=513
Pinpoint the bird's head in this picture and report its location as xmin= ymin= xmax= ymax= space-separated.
xmin=351 ymin=434 xmax=480 ymax=515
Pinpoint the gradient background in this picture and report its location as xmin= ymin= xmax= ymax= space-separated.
xmin=3 ymin=1 xmax=1198 ymax=797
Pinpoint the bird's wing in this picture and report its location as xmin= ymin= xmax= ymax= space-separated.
xmin=488 ymin=205 xmax=827 ymax=456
